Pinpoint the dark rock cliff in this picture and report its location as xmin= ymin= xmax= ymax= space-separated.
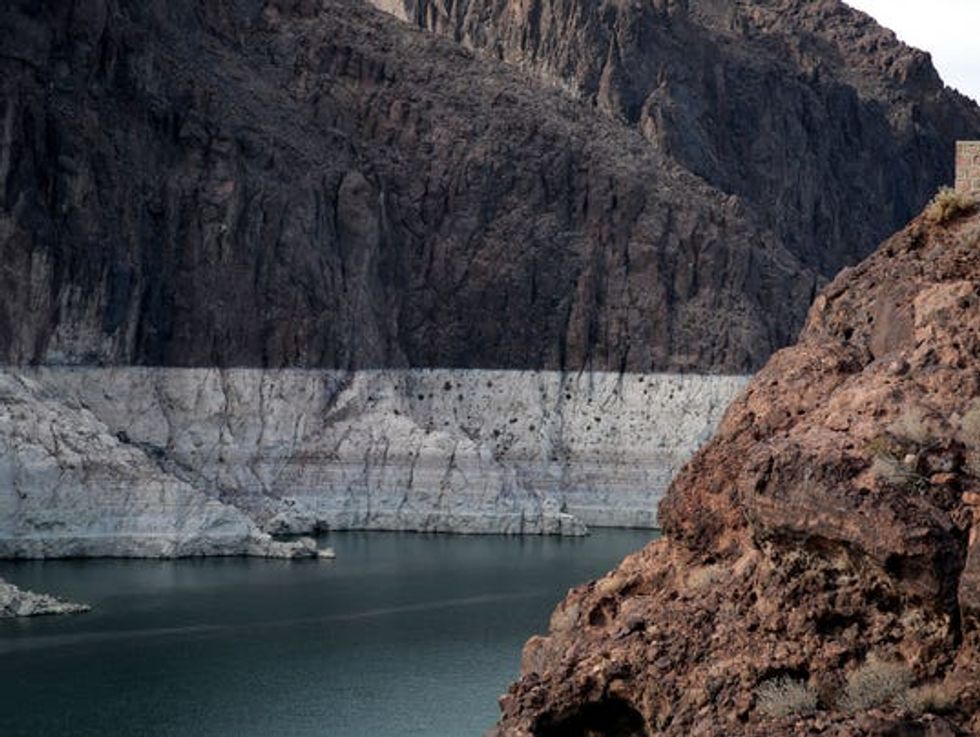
xmin=384 ymin=0 xmax=980 ymax=276
xmin=0 ymin=0 xmax=977 ymax=372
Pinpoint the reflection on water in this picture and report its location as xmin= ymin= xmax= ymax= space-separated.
xmin=0 ymin=529 xmax=656 ymax=737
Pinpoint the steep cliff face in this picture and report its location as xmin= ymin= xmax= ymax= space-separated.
xmin=0 ymin=370 xmax=317 ymax=558
xmin=377 ymin=0 xmax=980 ymax=276
xmin=493 ymin=208 xmax=980 ymax=734
xmin=0 ymin=0 xmax=822 ymax=373
xmin=0 ymin=368 xmax=745 ymax=555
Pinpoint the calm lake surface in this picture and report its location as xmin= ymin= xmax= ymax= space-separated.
xmin=0 ymin=529 xmax=656 ymax=737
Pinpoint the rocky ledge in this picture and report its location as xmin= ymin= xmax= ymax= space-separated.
xmin=493 ymin=205 xmax=980 ymax=735
xmin=0 ymin=578 xmax=89 ymax=618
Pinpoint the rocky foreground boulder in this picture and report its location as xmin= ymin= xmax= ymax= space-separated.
xmin=493 ymin=205 xmax=980 ymax=735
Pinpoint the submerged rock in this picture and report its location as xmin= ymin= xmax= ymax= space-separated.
xmin=0 ymin=578 xmax=90 ymax=618
xmin=493 ymin=207 xmax=980 ymax=734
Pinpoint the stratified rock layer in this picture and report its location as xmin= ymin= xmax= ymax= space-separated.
xmin=0 ymin=368 xmax=745 ymax=555
xmin=0 ymin=578 xmax=89 ymax=617
xmin=0 ymin=371 xmax=316 ymax=558
xmin=493 ymin=210 xmax=980 ymax=735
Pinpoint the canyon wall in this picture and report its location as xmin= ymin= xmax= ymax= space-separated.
xmin=0 ymin=0 xmax=818 ymax=374
xmin=1 ymin=0 xmax=978 ymax=556
xmin=0 ymin=368 xmax=746 ymax=556
xmin=376 ymin=0 xmax=980 ymax=276
xmin=0 ymin=370 xmax=317 ymax=557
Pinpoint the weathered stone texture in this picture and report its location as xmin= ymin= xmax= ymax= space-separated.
xmin=957 ymin=141 xmax=980 ymax=197
xmin=0 ymin=578 xmax=91 ymax=619
xmin=492 ymin=208 xmax=980 ymax=735
xmin=1 ymin=0 xmax=978 ymax=373
xmin=0 ymin=578 xmax=90 ymax=618
xmin=378 ymin=0 xmax=980 ymax=276
xmin=0 ymin=0 xmax=815 ymax=374
xmin=0 ymin=371 xmax=318 ymax=559
xmin=0 ymin=368 xmax=747 ymax=554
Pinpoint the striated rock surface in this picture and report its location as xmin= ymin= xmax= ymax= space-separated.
xmin=0 ymin=370 xmax=317 ymax=558
xmin=1 ymin=368 xmax=744 ymax=551
xmin=378 ymin=0 xmax=980 ymax=276
xmin=493 ymin=209 xmax=980 ymax=734
xmin=2 ymin=0 xmax=977 ymax=374
xmin=0 ymin=577 xmax=89 ymax=617
xmin=0 ymin=0 xmax=817 ymax=373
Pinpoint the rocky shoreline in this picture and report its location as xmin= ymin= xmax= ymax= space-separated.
xmin=0 ymin=578 xmax=90 ymax=618
xmin=1 ymin=368 xmax=744 ymax=558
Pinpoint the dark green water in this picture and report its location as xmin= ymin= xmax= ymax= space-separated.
xmin=0 ymin=530 xmax=655 ymax=737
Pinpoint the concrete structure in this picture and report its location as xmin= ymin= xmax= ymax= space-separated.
xmin=956 ymin=141 xmax=980 ymax=197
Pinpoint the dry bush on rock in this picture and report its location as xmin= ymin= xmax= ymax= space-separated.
xmin=840 ymin=657 xmax=912 ymax=713
xmin=895 ymin=682 xmax=957 ymax=715
xmin=756 ymin=676 xmax=819 ymax=719
xmin=925 ymin=187 xmax=973 ymax=224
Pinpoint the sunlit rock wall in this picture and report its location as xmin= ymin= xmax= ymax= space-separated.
xmin=0 ymin=371 xmax=315 ymax=559
xmin=0 ymin=368 xmax=747 ymax=551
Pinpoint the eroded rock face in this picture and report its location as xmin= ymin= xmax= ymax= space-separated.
xmin=0 ymin=578 xmax=89 ymax=617
xmin=378 ymin=0 xmax=980 ymax=276
xmin=0 ymin=0 xmax=820 ymax=373
xmin=0 ymin=368 xmax=745 ymax=552
xmin=4 ymin=0 xmax=976 ymax=374
xmin=0 ymin=371 xmax=316 ymax=558
xmin=493 ymin=210 xmax=980 ymax=734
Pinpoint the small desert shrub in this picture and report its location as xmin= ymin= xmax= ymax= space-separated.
xmin=840 ymin=656 xmax=913 ymax=713
xmin=869 ymin=454 xmax=930 ymax=493
xmin=756 ymin=676 xmax=819 ymax=719
xmin=869 ymin=455 xmax=908 ymax=486
xmin=925 ymin=187 xmax=972 ymax=224
xmin=895 ymin=682 xmax=957 ymax=715
xmin=957 ymin=400 xmax=980 ymax=440
xmin=956 ymin=401 xmax=980 ymax=476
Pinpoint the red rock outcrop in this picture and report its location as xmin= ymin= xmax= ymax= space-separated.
xmin=493 ymin=207 xmax=980 ymax=735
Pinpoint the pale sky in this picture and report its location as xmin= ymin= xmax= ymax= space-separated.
xmin=845 ymin=0 xmax=980 ymax=103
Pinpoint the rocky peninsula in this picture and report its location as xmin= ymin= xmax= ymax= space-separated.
xmin=0 ymin=577 xmax=89 ymax=618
